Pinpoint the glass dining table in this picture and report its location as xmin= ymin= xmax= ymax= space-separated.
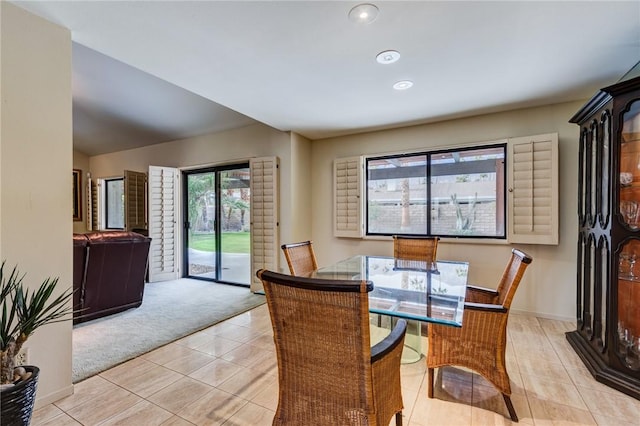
xmin=308 ymin=255 xmax=470 ymax=362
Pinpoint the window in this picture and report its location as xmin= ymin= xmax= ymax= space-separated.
xmin=334 ymin=133 xmax=559 ymax=244
xmin=91 ymin=170 xmax=147 ymax=232
xmin=366 ymin=145 xmax=506 ymax=238
xmin=105 ymin=178 xmax=124 ymax=229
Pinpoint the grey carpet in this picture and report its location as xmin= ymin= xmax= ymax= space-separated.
xmin=72 ymin=278 xmax=265 ymax=383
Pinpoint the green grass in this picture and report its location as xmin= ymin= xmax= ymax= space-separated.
xmin=189 ymin=232 xmax=250 ymax=254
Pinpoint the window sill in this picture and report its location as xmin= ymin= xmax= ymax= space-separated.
xmin=362 ymin=234 xmax=510 ymax=245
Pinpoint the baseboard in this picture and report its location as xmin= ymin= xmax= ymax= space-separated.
xmin=34 ymin=384 xmax=74 ymax=410
xmin=510 ymin=308 xmax=573 ymax=322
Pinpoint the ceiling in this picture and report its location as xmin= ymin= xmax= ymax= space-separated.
xmin=12 ymin=1 xmax=640 ymax=156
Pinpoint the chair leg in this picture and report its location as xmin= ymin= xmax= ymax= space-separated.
xmin=395 ymin=411 xmax=402 ymax=426
xmin=427 ymin=368 xmax=434 ymax=398
xmin=502 ymin=394 xmax=518 ymax=422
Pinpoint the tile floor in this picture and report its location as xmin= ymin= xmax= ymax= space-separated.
xmin=32 ymin=305 xmax=640 ymax=425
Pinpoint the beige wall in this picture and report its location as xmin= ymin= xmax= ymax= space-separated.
xmin=311 ymin=101 xmax=582 ymax=320
xmin=89 ymin=123 xmax=288 ymax=176
xmin=1 ymin=2 xmax=73 ymax=406
xmin=287 ymin=132 xmax=312 ymax=244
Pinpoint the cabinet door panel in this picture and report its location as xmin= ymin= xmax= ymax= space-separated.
xmin=590 ymin=120 xmax=599 ymax=227
xmin=600 ymin=111 xmax=611 ymax=228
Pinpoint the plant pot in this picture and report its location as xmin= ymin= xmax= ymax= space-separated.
xmin=0 ymin=366 xmax=39 ymax=426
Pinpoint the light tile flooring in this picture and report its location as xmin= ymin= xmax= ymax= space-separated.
xmin=33 ymin=305 xmax=640 ymax=425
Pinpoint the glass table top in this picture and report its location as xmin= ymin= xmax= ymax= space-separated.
xmin=309 ymin=255 xmax=469 ymax=327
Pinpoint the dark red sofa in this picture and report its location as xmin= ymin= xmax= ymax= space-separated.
xmin=73 ymin=231 xmax=151 ymax=324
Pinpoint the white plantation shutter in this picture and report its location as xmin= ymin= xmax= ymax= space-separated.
xmin=92 ymin=178 xmax=101 ymax=230
xmin=334 ymin=156 xmax=363 ymax=238
xmin=124 ymin=170 xmax=147 ymax=231
xmin=250 ymin=156 xmax=279 ymax=292
xmin=86 ymin=172 xmax=93 ymax=231
xmin=148 ymin=166 xmax=180 ymax=282
xmin=507 ymin=133 xmax=559 ymax=245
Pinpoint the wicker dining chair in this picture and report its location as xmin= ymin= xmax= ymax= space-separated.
xmin=393 ymin=235 xmax=440 ymax=263
xmin=257 ymin=269 xmax=407 ymax=426
xmin=426 ymin=248 xmax=533 ymax=422
xmin=281 ymin=240 xmax=318 ymax=276
xmin=392 ymin=235 xmax=440 ymax=335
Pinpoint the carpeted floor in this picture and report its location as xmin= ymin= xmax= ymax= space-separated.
xmin=72 ymin=278 xmax=265 ymax=383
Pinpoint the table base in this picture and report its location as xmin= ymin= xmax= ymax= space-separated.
xmin=370 ymin=315 xmax=423 ymax=364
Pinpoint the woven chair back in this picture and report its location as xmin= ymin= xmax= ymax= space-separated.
xmin=393 ymin=235 xmax=440 ymax=263
xmin=281 ymin=240 xmax=318 ymax=276
xmin=256 ymin=269 xmax=376 ymax=425
xmin=495 ymin=249 xmax=533 ymax=309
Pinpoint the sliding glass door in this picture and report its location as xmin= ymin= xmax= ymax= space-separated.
xmin=183 ymin=164 xmax=250 ymax=285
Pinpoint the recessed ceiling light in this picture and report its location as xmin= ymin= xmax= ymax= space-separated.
xmin=348 ymin=3 xmax=379 ymax=24
xmin=393 ymin=80 xmax=414 ymax=90
xmin=376 ymin=50 xmax=400 ymax=64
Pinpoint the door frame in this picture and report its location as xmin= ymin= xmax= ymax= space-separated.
xmin=182 ymin=162 xmax=250 ymax=286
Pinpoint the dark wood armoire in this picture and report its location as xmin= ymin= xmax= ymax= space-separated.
xmin=566 ymin=69 xmax=640 ymax=399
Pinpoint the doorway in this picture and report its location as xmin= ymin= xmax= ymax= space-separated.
xmin=183 ymin=163 xmax=251 ymax=286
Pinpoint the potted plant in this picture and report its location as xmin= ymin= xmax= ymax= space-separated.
xmin=0 ymin=261 xmax=73 ymax=425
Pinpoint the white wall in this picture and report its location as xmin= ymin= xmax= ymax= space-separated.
xmin=310 ymin=101 xmax=582 ymax=321
xmin=0 ymin=2 xmax=73 ymax=406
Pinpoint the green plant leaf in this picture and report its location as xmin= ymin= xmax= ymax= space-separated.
xmin=1 ymin=262 xmax=73 ymax=353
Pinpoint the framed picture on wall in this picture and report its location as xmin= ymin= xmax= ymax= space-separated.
xmin=73 ymin=169 xmax=82 ymax=221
